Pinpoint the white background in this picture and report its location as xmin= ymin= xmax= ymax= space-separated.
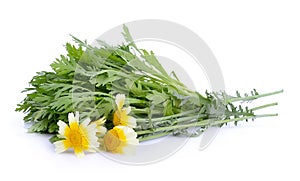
xmin=0 ymin=0 xmax=299 ymax=180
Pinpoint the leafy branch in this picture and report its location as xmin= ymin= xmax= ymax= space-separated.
xmin=16 ymin=25 xmax=283 ymax=143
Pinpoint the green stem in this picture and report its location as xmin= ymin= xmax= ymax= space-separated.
xmin=72 ymin=91 xmax=113 ymax=98
xmin=136 ymin=115 xmax=200 ymax=135
xmin=171 ymin=115 xmax=203 ymax=125
xmin=138 ymin=79 xmax=163 ymax=91
xmin=212 ymin=114 xmax=278 ymax=125
xmin=132 ymin=108 xmax=162 ymax=115
xmin=136 ymin=114 xmax=277 ymax=135
xmin=136 ymin=108 xmax=200 ymax=122
xmin=138 ymin=131 xmax=171 ymax=142
xmin=136 ymin=101 xmax=278 ymax=125
xmin=228 ymin=90 xmax=283 ymax=103
xmin=250 ymin=102 xmax=278 ymax=111
xmin=127 ymin=98 xmax=149 ymax=105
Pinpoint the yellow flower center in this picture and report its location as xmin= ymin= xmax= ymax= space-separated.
xmin=69 ymin=130 xmax=82 ymax=147
xmin=113 ymin=109 xmax=129 ymax=126
xmin=104 ymin=128 xmax=127 ymax=153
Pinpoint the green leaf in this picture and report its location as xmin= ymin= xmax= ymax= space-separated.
xmin=146 ymin=91 xmax=168 ymax=105
xmin=163 ymin=100 xmax=174 ymax=116
xmin=28 ymin=119 xmax=51 ymax=133
xmin=122 ymin=25 xmax=139 ymax=52
xmin=49 ymin=135 xmax=64 ymax=143
xmin=126 ymin=79 xmax=147 ymax=97
xmin=65 ymin=42 xmax=84 ymax=61
xmin=48 ymin=122 xmax=59 ymax=133
xmin=128 ymin=57 xmax=160 ymax=76
xmin=141 ymin=50 xmax=169 ymax=77
xmin=49 ymin=96 xmax=73 ymax=112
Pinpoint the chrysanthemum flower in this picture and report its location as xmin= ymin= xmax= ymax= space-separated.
xmin=54 ymin=112 xmax=99 ymax=157
xmin=113 ymin=94 xmax=137 ymax=128
xmin=103 ymin=126 xmax=139 ymax=153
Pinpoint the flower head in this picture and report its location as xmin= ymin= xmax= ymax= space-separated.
xmin=103 ymin=126 xmax=139 ymax=154
xmin=54 ymin=112 xmax=99 ymax=157
xmin=113 ymin=94 xmax=136 ymax=128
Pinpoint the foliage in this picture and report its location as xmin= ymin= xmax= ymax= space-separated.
xmin=16 ymin=25 xmax=283 ymax=141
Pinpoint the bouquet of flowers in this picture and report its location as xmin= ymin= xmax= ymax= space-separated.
xmin=16 ymin=25 xmax=282 ymax=157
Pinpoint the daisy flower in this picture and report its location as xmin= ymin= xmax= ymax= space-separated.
xmin=54 ymin=112 xmax=99 ymax=157
xmin=103 ymin=126 xmax=139 ymax=154
xmin=113 ymin=94 xmax=137 ymax=128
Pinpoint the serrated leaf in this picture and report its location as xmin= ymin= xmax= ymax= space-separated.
xmin=141 ymin=50 xmax=169 ymax=77
xmin=122 ymin=25 xmax=139 ymax=51
xmin=28 ymin=119 xmax=51 ymax=133
xmin=48 ymin=122 xmax=59 ymax=133
xmin=128 ymin=57 xmax=160 ymax=76
xmin=163 ymin=100 xmax=174 ymax=116
xmin=146 ymin=91 xmax=168 ymax=105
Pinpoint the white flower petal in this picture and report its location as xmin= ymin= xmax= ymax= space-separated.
xmin=86 ymin=134 xmax=100 ymax=151
xmin=104 ymin=126 xmax=139 ymax=154
xmin=69 ymin=112 xmax=80 ymax=124
xmin=89 ymin=139 xmax=100 ymax=149
xmin=127 ymin=116 xmax=137 ymax=128
xmin=115 ymin=94 xmax=125 ymax=110
xmin=126 ymin=132 xmax=138 ymax=140
xmin=120 ymin=126 xmax=131 ymax=134
xmin=54 ymin=141 xmax=67 ymax=153
xmin=57 ymin=120 xmax=68 ymax=138
xmin=75 ymin=111 xmax=80 ymax=121
xmin=124 ymin=106 xmax=131 ymax=114
xmin=84 ymin=123 xmax=100 ymax=148
xmin=68 ymin=112 xmax=75 ymax=122
xmin=127 ymin=138 xmax=139 ymax=145
xmin=121 ymin=127 xmax=138 ymax=145
xmin=116 ymin=126 xmax=138 ymax=144
xmin=95 ymin=117 xmax=106 ymax=126
xmin=86 ymin=122 xmax=97 ymax=131
xmin=97 ymin=126 xmax=107 ymax=134
xmin=122 ymin=143 xmax=138 ymax=154
xmin=81 ymin=118 xmax=91 ymax=127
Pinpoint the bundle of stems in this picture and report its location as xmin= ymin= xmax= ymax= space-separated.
xmin=16 ymin=25 xmax=282 ymax=142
